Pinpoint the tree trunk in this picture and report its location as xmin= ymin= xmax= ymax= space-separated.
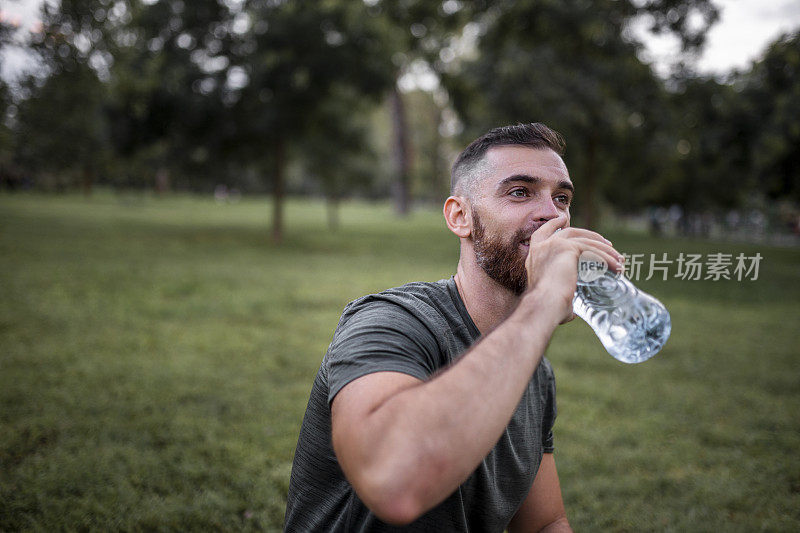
xmin=272 ymin=139 xmax=286 ymax=243
xmin=390 ymin=85 xmax=411 ymax=216
xmin=81 ymin=167 xmax=93 ymax=196
xmin=155 ymin=167 xmax=170 ymax=194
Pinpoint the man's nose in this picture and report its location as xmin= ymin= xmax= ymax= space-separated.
xmin=533 ymin=196 xmax=560 ymax=222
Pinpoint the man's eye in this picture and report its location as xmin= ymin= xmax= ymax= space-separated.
xmin=510 ymin=189 xmax=527 ymax=198
xmin=555 ymin=194 xmax=571 ymax=205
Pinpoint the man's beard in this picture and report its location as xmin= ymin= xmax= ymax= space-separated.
xmin=472 ymin=209 xmax=529 ymax=296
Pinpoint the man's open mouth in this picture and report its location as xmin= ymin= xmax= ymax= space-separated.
xmin=519 ymin=231 xmax=536 ymax=248
xmin=519 ymin=222 xmax=546 ymax=248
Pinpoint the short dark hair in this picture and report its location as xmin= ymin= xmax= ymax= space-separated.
xmin=450 ymin=123 xmax=565 ymax=195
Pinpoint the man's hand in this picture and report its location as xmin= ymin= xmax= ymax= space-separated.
xmin=525 ymin=216 xmax=624 ymax=324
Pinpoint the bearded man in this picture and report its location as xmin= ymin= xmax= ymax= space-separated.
xmin=284 ymin=123 xmax=624 ymax=532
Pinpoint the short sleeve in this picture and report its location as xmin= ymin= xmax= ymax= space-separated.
xmin=541 ymin=359 xmax=557 ymax=453
xmin=325 ymin=300 xmax=439 ymax=405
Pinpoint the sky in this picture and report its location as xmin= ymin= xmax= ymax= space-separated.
xmin=1 ymin=0 xmax=800 ymax=83
xmin=636 ymin=0 xmax=800 ymax=77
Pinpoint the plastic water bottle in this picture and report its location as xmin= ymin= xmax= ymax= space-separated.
xmin=572 ymin=262 xmax=671 ymax=364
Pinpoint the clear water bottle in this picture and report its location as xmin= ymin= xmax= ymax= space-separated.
xmin=572 ymin=264 xmax=671 ymax=364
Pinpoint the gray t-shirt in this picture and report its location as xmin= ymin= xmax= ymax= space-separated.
xmin=284 ymin=278 xmax=557 ymax=532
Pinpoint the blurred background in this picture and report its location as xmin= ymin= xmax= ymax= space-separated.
xmin=1 ymin=0 xmax=798 ymax=531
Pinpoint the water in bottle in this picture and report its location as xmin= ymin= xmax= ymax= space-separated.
xmin=572 ymin=265 xmax=671 ymax=364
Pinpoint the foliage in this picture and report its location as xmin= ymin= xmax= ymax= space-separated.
xmin=663 ymin=29 xmax=800 ymax=213
xmin=663 ymin=76 xmax=750 ymax=211
xmin=404 ymin=89 xmax=451 ymax=204
xmin=0 ymin=80 xmax=13 ymax=174
xmin=2 ymin=0 xmax=798 ymax=223
xmin=9 ymin=0 xmax=398 ymax=236
xmin=15 ymin=63 xmax=110 ymax=192
xmin=292 ymin=84 xmax=380 ymax=229
xmin=442 ymin=0 xmax=719 ymax=224
xmin=743 ymin=31 xmax=800 ymax=203
xmin=229 ymin=0 xmax=396 ymax=152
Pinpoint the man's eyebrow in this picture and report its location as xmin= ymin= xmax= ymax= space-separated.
xmin=497 ymin=174 xmax=574 ymax=194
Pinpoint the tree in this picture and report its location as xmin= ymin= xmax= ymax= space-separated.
xmin=660 ymin=30 xmax=800 ymax=218
xmin=441 ymin=0 xmax=719 ymax=227
xmin=102 ymin=0 xmax=236 ymax=191
xmin=404 ymin=89 xmax=450 ymax=205
xmin=743 ymin=31 xmax=800 ymax=203
xmin=12 ymin=0 xmax=399 ymax=243
xmin=228 ymin=0 xmax=396 ymax=241
xmin=11 ymin=0 xmax=236 ymax=192
xmin=15 ymin=62 xmax=109 ymax=193
xmin=661 ymin=75 xmax=750 ymax=213
xmin=0 ymin=79 xmax=17 ymax=189
xmin=364 ymin=0 xmax=470 ymax=216
xmin=297 ymin=85 xmax=379 ymax=231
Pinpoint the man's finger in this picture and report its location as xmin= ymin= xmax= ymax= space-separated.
xmin=574 ymin=241 xmax=625 ymax=273
xmin=571 ymin=238 xmax=624 ymax=263
xmin=530 ymin=215 xmax=569 ymax=244
xmin=559 ymin=227 xmax=612 ymax=246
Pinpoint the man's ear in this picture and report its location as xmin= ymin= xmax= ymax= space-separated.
xmin=443 ymin=196 xmax=471 ymax=238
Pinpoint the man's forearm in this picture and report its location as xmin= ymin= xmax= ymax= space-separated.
xmin=338 ymin=287 xmax=562 ymax=522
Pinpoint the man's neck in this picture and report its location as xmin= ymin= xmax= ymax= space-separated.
xmin=453 ymin=257 xmax=520 ymax=335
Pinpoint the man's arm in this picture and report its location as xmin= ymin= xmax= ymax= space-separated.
xmin=331 ymin=290 xmax=561 ymax=524
xmin=331 ymin=221 xmax=622 ymax=525
xmin=508 ymin=453 xmax=572 ymax=533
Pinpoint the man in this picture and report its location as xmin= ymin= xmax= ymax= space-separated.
xmin=284 ymin=123 xmax=623 ymax=532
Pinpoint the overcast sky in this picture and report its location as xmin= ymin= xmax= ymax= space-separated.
xmin=638 ymin=0 xmax=800 ymax=76
xmin=1 ymin=0 xmax=799 ymax=82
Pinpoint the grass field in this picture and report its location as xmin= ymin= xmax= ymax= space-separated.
xmin=1 ymin=192 xmax=799 ymax=531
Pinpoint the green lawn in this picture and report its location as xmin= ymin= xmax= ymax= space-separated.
xmin=1 ymin=192 xmax=798 ymax=531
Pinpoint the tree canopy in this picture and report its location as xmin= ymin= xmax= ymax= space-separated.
xmin=1 ymin=0 xmax=798 ymax=235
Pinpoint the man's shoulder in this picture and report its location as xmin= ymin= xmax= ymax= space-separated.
xmin=342 ymin=278 xmax=455 ymax=319
xmin=331 ymin=278 xmax=474 ymax=345
xmin=329 ymin=277 xmax=477 ymax=362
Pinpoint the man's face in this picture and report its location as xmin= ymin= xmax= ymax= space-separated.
xmin=469 ymin=146 xmax=573 ymax=295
